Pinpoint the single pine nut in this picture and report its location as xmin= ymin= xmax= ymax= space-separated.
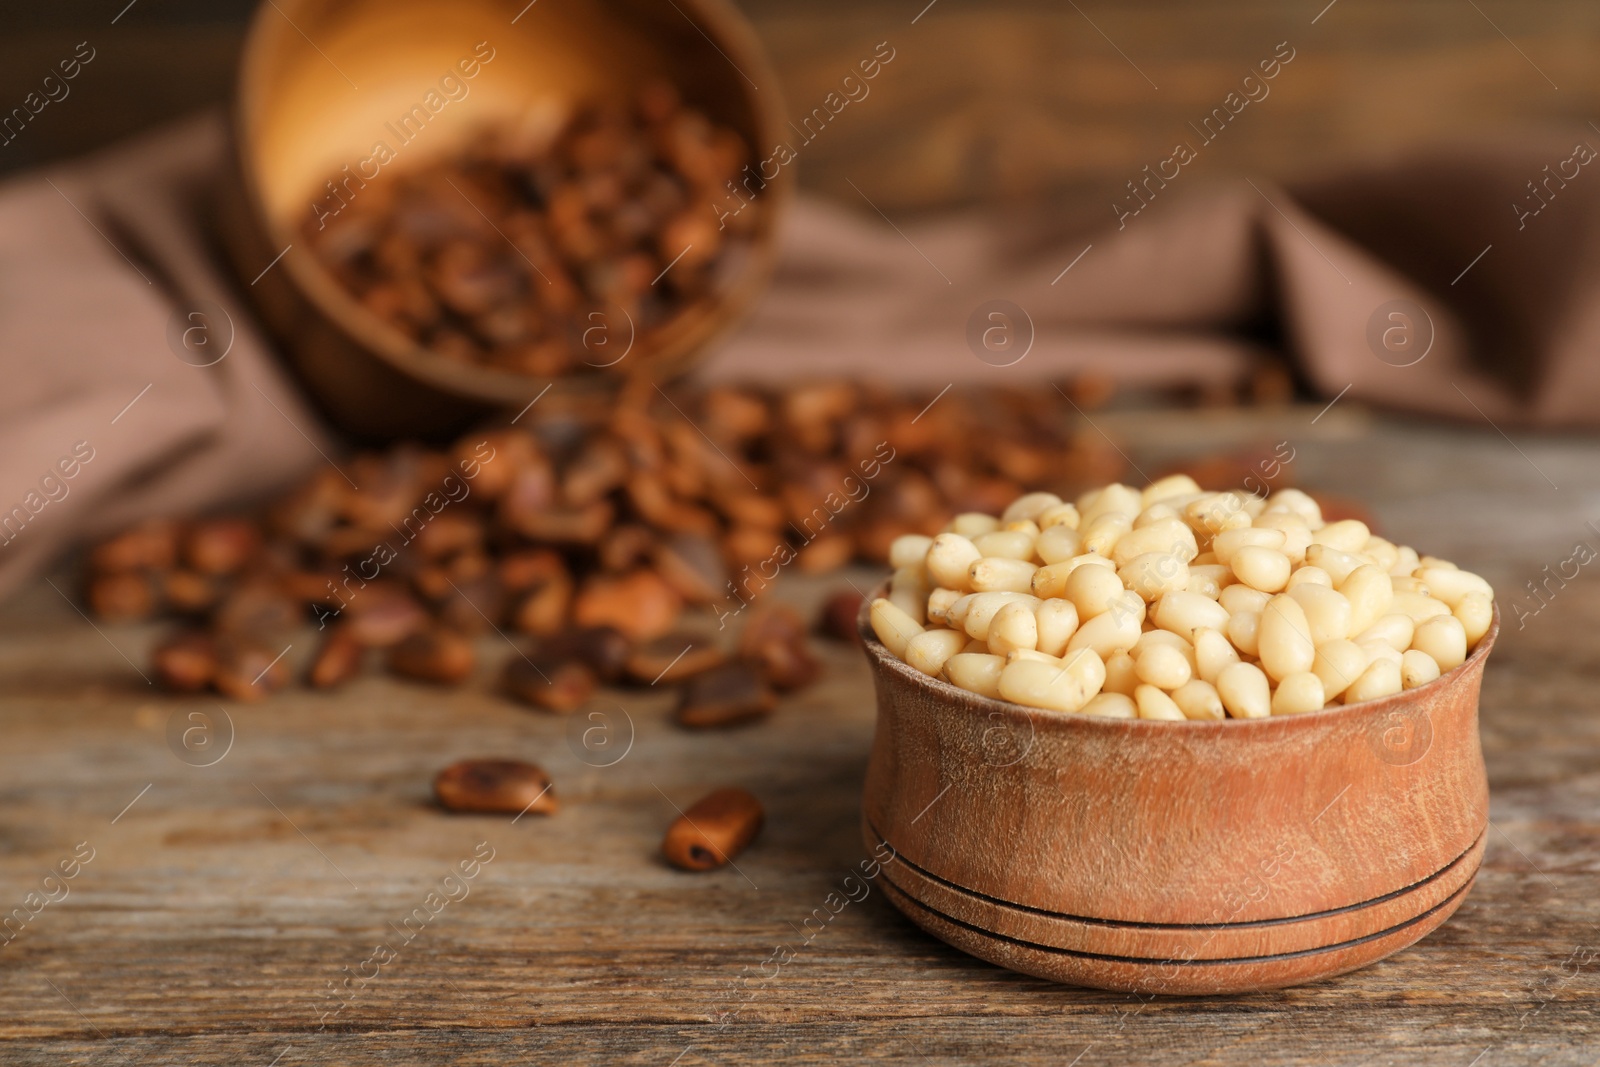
xmin=1232 ymin=545 xmax=1292 ymax=592
xmin=927 ymin=533 xmax=982 ymax=590
xmin=1141 ymin=473 xmax=1202 ymax=507
xmin=1185 ymin=564 xmax=1234 ymax=599
xmin=1003 ymin=519 xmax=1041 ymax=537
xmin=1219 ymin=584 xmax=1271 ymax=615
xmin=1358 ymin=639 xmax=1403 ymax=669
xmin=1185 ymin=493 xmax=1251 ymax=539
xmin=969 ymin=556 xmax=1039 ymax=594
xmin=1110 ymin=519 xmax=1197 ymax=567
xmin=1066 ymin=606 xmax=1142 ymax=659
xmin=926 ymin=588 xmax=961 ymax=625
xmin=1172 ymin=679 xmax=1225 ymax=720
xmin=1081 ymin=511 xmax=1133 ymax=556
xmin=1134 ymin=503 xmax=1181 ymax=528
xmin=1212 ymin=527 xmax=1286 ymax=565
xmin=1065 ymin=564 xmax=1127 ymax=619
xmin=1339 ymin=565 xmax=1394 ymax=636
xmin=1312 ymin=639 xmax=1367 ymax=700
xmin=1415 ymin=567 xmax=1493 ymax=608
xmin=1354 ymin=612 xmax=1414 ymax=652
xmin=1263 ymin=488 xmax=1322 ymax=525
xmin=999 ymin=648 xmax=1106 ymax=712
xmin=988 ymin=600 xmax=1039 ymax=655
xmin=1120 ymin=552 xmax=1190 ymax=600
xmin=1034 ymin=599 xmax=1080 ymax=657
xmin=1304 ymin=544 xmax=1366 ymax=584
xmin=1400 ymin=649 xmax=1441 ymax=690
xmin=1286 ymin=565 xmax=1333 ymax=589
xmin=943 ymin=652 xmax=1005 ymax=697
xmin=1154 ymin=590 xmax=1231 ymax=641
xmin=1216 ymin=661 xmax=1271 ymax=719
xmin=1036 ymin=525 xmax=1084 ymax=564
xmin=1419 ymin=555 xmax=1458 ymax=571
xmin=1103 ymin=649 xmax=1139 ymax=695
xmin=1310 ymin=519 xmax=1370 ymax=553
xmin=1389 ymin=591 xmax=1453 ymax=624
xmin=1193 ymin=627 xmax=1240 ymax=684
xmin=1082 ymin=692 xmax=1137 ymax=718
xmin=1136 ymin=642 xmax=1193 ymax=690
xmin=1390 ymin=544 xmax=1421 ymax=577
xmin=870 ymin=599 xmax=923 ymax=658
xmin=1254 ymin=513 xmax=1313 ymax=563
xmin=1031 ymin=554 xmax=1114 ymax=598
xmin=973 ymin=531 xmax=1036 ymax=561
xmin=1455 ymin=591 xmax=1493 ymax=646
xmin=1081 ymin=484 xmax=1142 ymax=524
xmin=906 ymin=628 xmax=970 ymax=676
xmin=1343 ymin=658 xmax=1402 ymax=704
xmin=1286 ymin=583 xmax=1352 ymax=645
xmin=1226 ymin=610 xmax=1261 ymax=657
xmin=889 ymin=566 xmax=930 ymax=623
xmin=1271 ymin=671 xmax=1325 ymax=715
xmin=1412 ymin=614 xmax=1468 ymax=670
xmin=1003 ymin=492 xmax=1064 ymax=523
xmin=1035 ymin=502 xmax=1080 ymax=530
xmin=948 ymin=513 xmax=1000 ymax=538
xmin=1259 ymin=595 xmax=1316 ymax=680
xmin=957 ymin=592 xmax=1037 ymax=640
xmin=1391 ymin=576 xmax=1430 ymax=595
xmin=1135 ymin=684 xmax=1186 ymax=721
xmin=1362 ymin=537 xmax=1401 ymax=572
xmin=889 ymin=534 xmax=933 ymax=570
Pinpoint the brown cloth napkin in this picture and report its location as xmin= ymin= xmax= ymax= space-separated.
xmin=0 ymin=112 xmax=1592 ymax=594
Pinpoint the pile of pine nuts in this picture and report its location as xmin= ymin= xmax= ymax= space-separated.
xmin=869 ymin=477 xmax=1494 ymax=719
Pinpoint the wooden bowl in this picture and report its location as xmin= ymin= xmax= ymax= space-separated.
xmin=858 ymin=595 xmax=1497 ymax=995
xmin=220 ymin=0 xmax=789 ymax=441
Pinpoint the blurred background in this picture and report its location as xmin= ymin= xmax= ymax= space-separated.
xmin=7 ymin=0 xmax=1596 ymax=214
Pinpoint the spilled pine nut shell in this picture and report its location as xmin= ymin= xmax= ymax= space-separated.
xmin=661 ymin=787 xmax=764 ymax=871
xmin=434 ymin=759 xmax=557 ymax=815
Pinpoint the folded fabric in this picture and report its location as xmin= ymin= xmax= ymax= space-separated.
xmin=0 ymin=111 xmax=1589 ymax=595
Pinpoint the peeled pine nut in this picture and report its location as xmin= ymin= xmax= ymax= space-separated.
xmin=1120 ymin=552 xmax=1190 ymax=600
xmin=1141 ymin=473 xmax=1202 ymax=508
xmin=906 ymin=628 xmax=969 ymax=677
xmin=988 ymin=600 xmax=1039 ymax=655
xmin=927 ymin=533 xmax=982 ymax=590
xmin=1066 ymin=607 xmax=1142 ymax=659
xmin=926 ymin=588 xmax=961 ymax=625
xmin=1082 ymin=692 xmax=1137 ymax=718
xmin=1400 ymin=648 xmax=1441 ymax=690
xmin=1390 ymin=591 xmax=1453 ymax=624
xmin=1212 ymin=527 xmax=1286 ymax=565
xmin=1455 ymin=592 xmax=1494 ymax=646
xmin=1304 ymin=544 xmax=1366 ymax=584
xmin=1354 ymin=612 xmax=1413 ymax=653
xmin=998 ymin=648 xmax=1106 ymax=713
xmin=1002 ymin=492 xmax=1063 ymax=523
xmin=1185 ymin=564 xmax=1234 ymax=599
xmin=1172 ymin=679 xmax=1225 ymax=720
xmin=1363 ymin=537 xmax=1401 ymax=572
xmin=1391 ymin=544 xmax=1421 ymax=577
xmin=1193 ymin=627 xmax=1239 ymax=684
xmin=1103 ymin=649 xmax=1139 ymax=695
xmin=1006 ymin=649 xmax=1061 ymax=665
xmin=1412 ymin=614 xmax=1468 ymax=670
xmin=1286 ymin=565 xmax=1333 ymax=589
xmin=1343 ymin=658 xmax=1402 ymax=704
xmin=1002 ymin=519 xmax=1041 ymax=537
xmin=1185 ymin=493 xmax=1252 ymax=539
xmin=1218 ymin=584 xmax=1271 ymax=616
xmin=1036 ymin=524 xmax=1084 ymax=564
xmin=1217 ymin=661 xmax=1271 ymax=719
xmin=1081 ymin=511 xmax=1133 ymax=556
xmin=1034 ymin=599 xmax=1080 ymax=657
xmin=1253 ymin=513 xmax=1313 ymax=563
xmin=1285 ymin=583 xmax=1352 ymax=645
xmin=1339 ymin=565 xmax=1394 ymax=636
xmin=1110 ymin=519 xmax=1197 ymax=567
xmin=1310 ymin=519 xmax=1371 ymax=553
xmin=1271 ymin=671 xmax=1325 ymax=715
xmin=1419 ymin=555 xmax=1457 ymax=571
xmin=1032 ymin=554 xmax=1114 ymax=599
xmin=1153 ymin=591 xmax=1231 ymax=640
xmin=1135 ymin=642 xmax=1193 ymax=690
xmin=943 ymin=652 xmax=1005 ymax=697
xmin=1312 ymin=639 xmax=1367 ymax=700
xmin=1080 ymin=483 xmax=1142 ymax=524
xmin=1135 ymin=684 xmax=1186 ymax=721
xmin=1259 ymin=595 xmax=1316 ymax=680
xmin=1066 ymin=564 xmax=1127 ymax=619
xmin=870 ymin=599 xmax=923 ymax=658
xmin=1232 ymin=545 xmax=1292 ymax=593
xmin=1035 ymin=502 xmax=1080 ymax=530
xmin=1358 ymin=639 xmax=1403 ymax=669
xmin=973 ymin=531 xmax=1036 ymax=561
xmin=1391 ymin=576 xmax=1430 ymax=595
xmin=889 ymin=566 xmax=930 ymax=623
xmin=888 ymin=535 xmax=933 ymax=569
xmin=957 ymin=591 xmax=1037 ymax=641
xmin=1226 ymin=610 xmax=1261 ymax=657
xmin=1264 ymin=488 xmax=1322 ymax=525
xmin=1134 ymin=503 xmax=1181 ymax=528
xmin=970 ymin=557 xmax=1039 ymax=594
xmin=962 ymin=638 xmax=987 ymax=653
xmin=948 ymin=513 xmax=999 ymax=538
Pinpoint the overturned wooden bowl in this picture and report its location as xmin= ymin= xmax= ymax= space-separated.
xmin=858 ymin=594 xmax=1496 ymax=995
xmin=221 ymin=0 xmax=788 ymax=441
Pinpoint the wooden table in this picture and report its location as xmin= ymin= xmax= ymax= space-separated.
xmin=1 ymin=406 xmax=1596 ymax=1065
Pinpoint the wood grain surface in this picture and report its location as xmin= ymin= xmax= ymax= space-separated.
xmin=0 ymin=406 xmax=1597 ymax=1065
